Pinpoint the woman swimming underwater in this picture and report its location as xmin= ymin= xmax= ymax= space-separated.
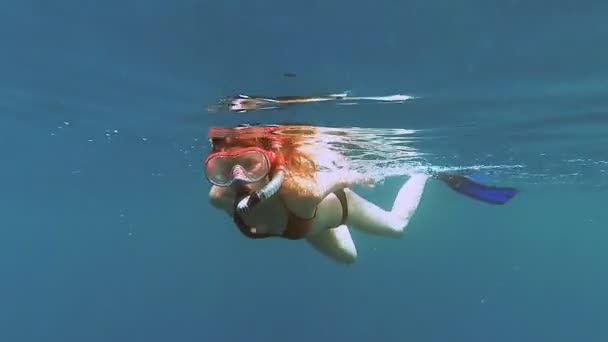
xmin=204 ymin=124 xmax=518 ymax=265
xmin=210 ymin=92 xmax=414 ymax=113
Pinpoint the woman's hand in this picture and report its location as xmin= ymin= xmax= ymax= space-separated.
xmin=358 ymin=175 xmax=376 ymax=189
xmin=313 ymin=170 xmax=375 ymax=201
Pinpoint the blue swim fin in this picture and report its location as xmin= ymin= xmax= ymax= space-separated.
xmin=436 ymin=173 xmax=518 ymax=205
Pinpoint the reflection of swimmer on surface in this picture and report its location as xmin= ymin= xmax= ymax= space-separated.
xmin=204 ymin=124 xmax=518 ymax=265
xmin=209 ymin=92 xmax=415 ymax=113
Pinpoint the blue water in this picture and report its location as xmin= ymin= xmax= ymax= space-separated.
xmin=2 ymin=1 xmax=608 ymax=341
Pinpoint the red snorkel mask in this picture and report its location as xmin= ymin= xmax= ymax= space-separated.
xmin=204 ymin=147 xmax=279 ymax=187
xmin=205 ymin=124 xmax=287 ymax=214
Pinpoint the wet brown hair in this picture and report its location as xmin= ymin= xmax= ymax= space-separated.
xmin=209 ymin=125 xmax=318 ymax=196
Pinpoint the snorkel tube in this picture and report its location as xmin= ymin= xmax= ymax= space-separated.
xmin=234 ymin=132 xmax=286 ymax=215
xmin=235 ymin=166 xmax=286 ymax=214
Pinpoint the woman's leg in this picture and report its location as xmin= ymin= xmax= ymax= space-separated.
xmin=344 ymin=173 xmax=429 ymax=237
xmin=306 ymin=225 xmax=357 ymax=264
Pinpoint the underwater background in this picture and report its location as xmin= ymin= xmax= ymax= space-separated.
xmin=1 ymin=0 xmax=607 ymax=341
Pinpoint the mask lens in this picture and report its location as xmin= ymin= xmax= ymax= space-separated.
xmin=205 ymin=150 xmax=271 ymax=186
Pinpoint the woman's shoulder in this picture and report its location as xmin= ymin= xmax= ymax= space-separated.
xmin=282 ymin=173 xmax=319 ymax=196
xmin=278 ymin=177 xmax=317 ymax=220
xmin=281 ymin=171 xmax=347 ymax=206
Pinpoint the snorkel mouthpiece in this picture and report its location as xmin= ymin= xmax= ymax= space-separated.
xmin=235 ymin=168 xmax=286 ymax=214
